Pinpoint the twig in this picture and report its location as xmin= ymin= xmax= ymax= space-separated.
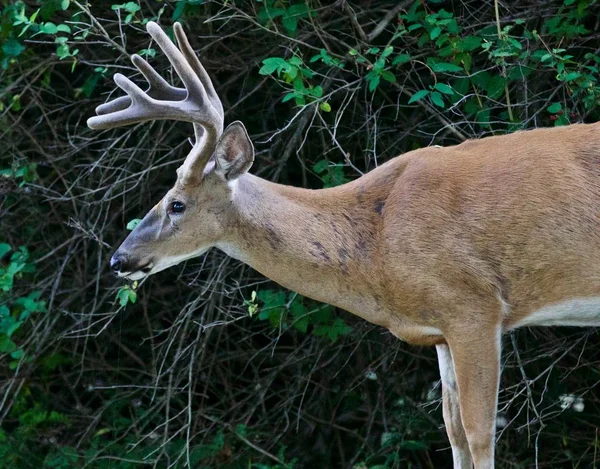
xmin=367 ymin=1 xmax=411 ymax=42
xmin=343 ymin=2 xmax=367 ymax=42
xmin=72 ymin=0 xmax=129 ymax=56
xmin=494 ymin=0 xmax=514 ymax=122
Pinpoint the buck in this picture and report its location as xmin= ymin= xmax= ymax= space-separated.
xmin=88 ymin=22 xmax=600 ymax=469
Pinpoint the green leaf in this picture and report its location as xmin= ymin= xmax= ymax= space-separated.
xmin=555 ymin=113 xmax=569 ymax=127
xmin=40 ymin=22 xmax=58 ymax=34
xmin=320 ymin=102 xmax=331 ymax=112
xmin=3 ymin=319 xmax=22 ymax=337
xmin=287 ymin=3 xmax=312 ymax=16
xmin=312 ymin=325 xmax=330 ymax=338
xmin=507 ymin=66 xmax=529 ymax=82
xmin=430 ymin=26 xmax=442 ymax=40
xmin=285 ymin=66 xmax=298 ymax=80
xmin=332 ymin=318 xmax=352 ymax=337
xmin=460 ymin=36 xmax=482 ymax=51
xmin=470 ymin=70 xmax=491 ymax=89
xmin=259 ymin=57 xmax=289 ymax=76
xmin=380 ymin=46 xmax=394 ymax=59
xmin=0 ymin=244 xmax=11 ymax=258
xmin=56 ymin=24 xmax=71 ymax=33
xmin=294 ymin=95 xmax=306 ymax=106
xmin=429 ymin=91 xmax=445 ymax=108
xmin=434 ymin=83 xmax=454 ymax=95
xmin=123 ymin=2 xmax=140 ymax=13
xmin=460 ymin=52 xmax=473 ymax=71
xmin=408 ymin=90 xmax=429 ymax=104
xmin=381 ymin=432 xmax=399 ymax=447
xmin=300 ymin=67 xmax=313 ymax=79
xmin=257 ymin=7 xmax=285 ymax=22
xmin=61 ymin=0 xmax=70 ymax=9
xmin=399 ymin=440 xmax=428 ymax=450
xmin=312 ymin=305 xmax=332 ymax=323
xmin=392 ymin=53 xmax=411 ymax=65
xmin=368 ymin=75 xmax=380 ymax=92
xmin=438 ymin=8 xmax=454 ymax=19
xmin=288 ymin=56 xmax=302 ymax=66
xmin=0 ymin=335 xmax=17 ymax=354
xmin=3 ymin=40 xmax=25 ymax=58
xmin=128 ymin=290 xmax=137 ymax=304
xmin=282 ymin=15 xmax=298 ymax=34
xmin=313 ymin=318 xmax=352 ymax=341
xmin=117 ymin=288 xmax=130 ymax=307
xmin=10 ymin=349 xmax=24 ymax=359
xmin=56 ymin=44 xmax=70 ymax=59
xmin=290 ymin=296 xmax=310 ymax=334
xmin=138 ymin=48 xmax=156 ymax=58
xmin=373 ymin=57 xmax=385 ymax=72
xmin=476 ymin=108 xmax=491 ymax=126
xmin=508 ymin=37 xmax=522 ymax=50
xmin=126 ymin=218 xmax=141 ymax=230
xmin=381 ymin=70 xmax=396 ymax=83
xmin=172 ymin=0 xmax=186 ymax=21
xmin=313 ymin=160 xmax=328 ymax=174
xmin=486 ymin=75 xmax=506 ymax=99
xmin=547 ymin=102 xmax=562 ymax=114
xmin=257 ymin=290 xmax=286 ymax=312
xmin=293 ymin=315 xmax=309 ymax=333
xmin=11 ymin=246 xmax=29 ymax=263
xmin=429 ymin=61 xmax=463 ymax=73
xmin=561 ymin=71 xmax=582 ymax=82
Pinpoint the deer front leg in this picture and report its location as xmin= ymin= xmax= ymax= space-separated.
xmin=447 ymin=324 xmax=501 ymax=469
xmin=436 ymin=343 xmax=473 ymax=469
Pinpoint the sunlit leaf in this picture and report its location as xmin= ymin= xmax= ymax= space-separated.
xmin=126 ymin=219 xmax=141 ymax=230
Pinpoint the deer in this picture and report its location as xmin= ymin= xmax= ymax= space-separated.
xmin=87 ymin=21 xmax=600 ymax=469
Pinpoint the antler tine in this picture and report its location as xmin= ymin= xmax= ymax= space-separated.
xmin=94 ymin=54 xmax=187 ymax=116
xmin=87 ymin=22 xmax=215 ymax=130
xmin=87 ymin=22 xmax=225 ymax=185
xmin=169 ymin=22 xmax=224 ymax=184
xmin=173 ymin=23 xmax=223 ymax=120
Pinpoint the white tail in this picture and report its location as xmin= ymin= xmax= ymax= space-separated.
xmin=89 ymin=22 xmax=600 ymax=469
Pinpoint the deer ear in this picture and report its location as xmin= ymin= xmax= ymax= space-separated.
xmin=214 ymin=121 xmax=254 ymax=180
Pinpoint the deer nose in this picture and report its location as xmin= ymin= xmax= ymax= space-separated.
xmin=110 ymin=253 xmax=126 ymax=273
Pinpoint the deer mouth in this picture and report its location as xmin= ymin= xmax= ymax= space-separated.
xmin=119 ymin=262 xmax=154 ymax=281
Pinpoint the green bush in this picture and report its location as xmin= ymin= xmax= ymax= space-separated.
xmin=1 ymin=1 xmax=599 ymax=467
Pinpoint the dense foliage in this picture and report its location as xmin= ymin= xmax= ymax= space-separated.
xmin=1 ymin=0 xmax=600 ymax=467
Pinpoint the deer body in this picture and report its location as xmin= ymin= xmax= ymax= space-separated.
xmin=88 ymin=22 xmax=600 ymax=469
xmin=222 ymin=124 xmax=600 ymax=341
xmin=219 ymin=125 xmax=600 ymax=468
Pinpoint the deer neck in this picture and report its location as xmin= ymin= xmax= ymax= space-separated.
xmin=217 ymin=173 xmax=392 ymax=327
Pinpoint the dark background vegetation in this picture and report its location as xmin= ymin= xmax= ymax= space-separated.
xmin=2 ymin=0 xmax=600 ymax=467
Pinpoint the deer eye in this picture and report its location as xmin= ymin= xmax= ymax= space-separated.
xmin=169 ymin=201 xmax=186 ymax=214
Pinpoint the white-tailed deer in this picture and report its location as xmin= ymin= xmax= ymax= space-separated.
xmin=88 ymin=22 xmax=600 ymax=469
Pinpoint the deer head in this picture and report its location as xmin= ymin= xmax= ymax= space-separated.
xmin=88 ymin=22 xmax=254 ymax=281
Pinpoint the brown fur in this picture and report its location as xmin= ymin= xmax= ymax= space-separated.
xmin=215 ymin=123 xmax=600 ymax=468
xmin=224 ymin=124 xmax=600 ymax=342
xmin=96 ymin=20 xmax=600 ymax=469
xmin=114 ymin=123 xmax=600 ymax=469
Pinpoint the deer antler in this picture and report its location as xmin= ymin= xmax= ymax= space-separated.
xmin=87 ymin=22 xmax=224 ymax=185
